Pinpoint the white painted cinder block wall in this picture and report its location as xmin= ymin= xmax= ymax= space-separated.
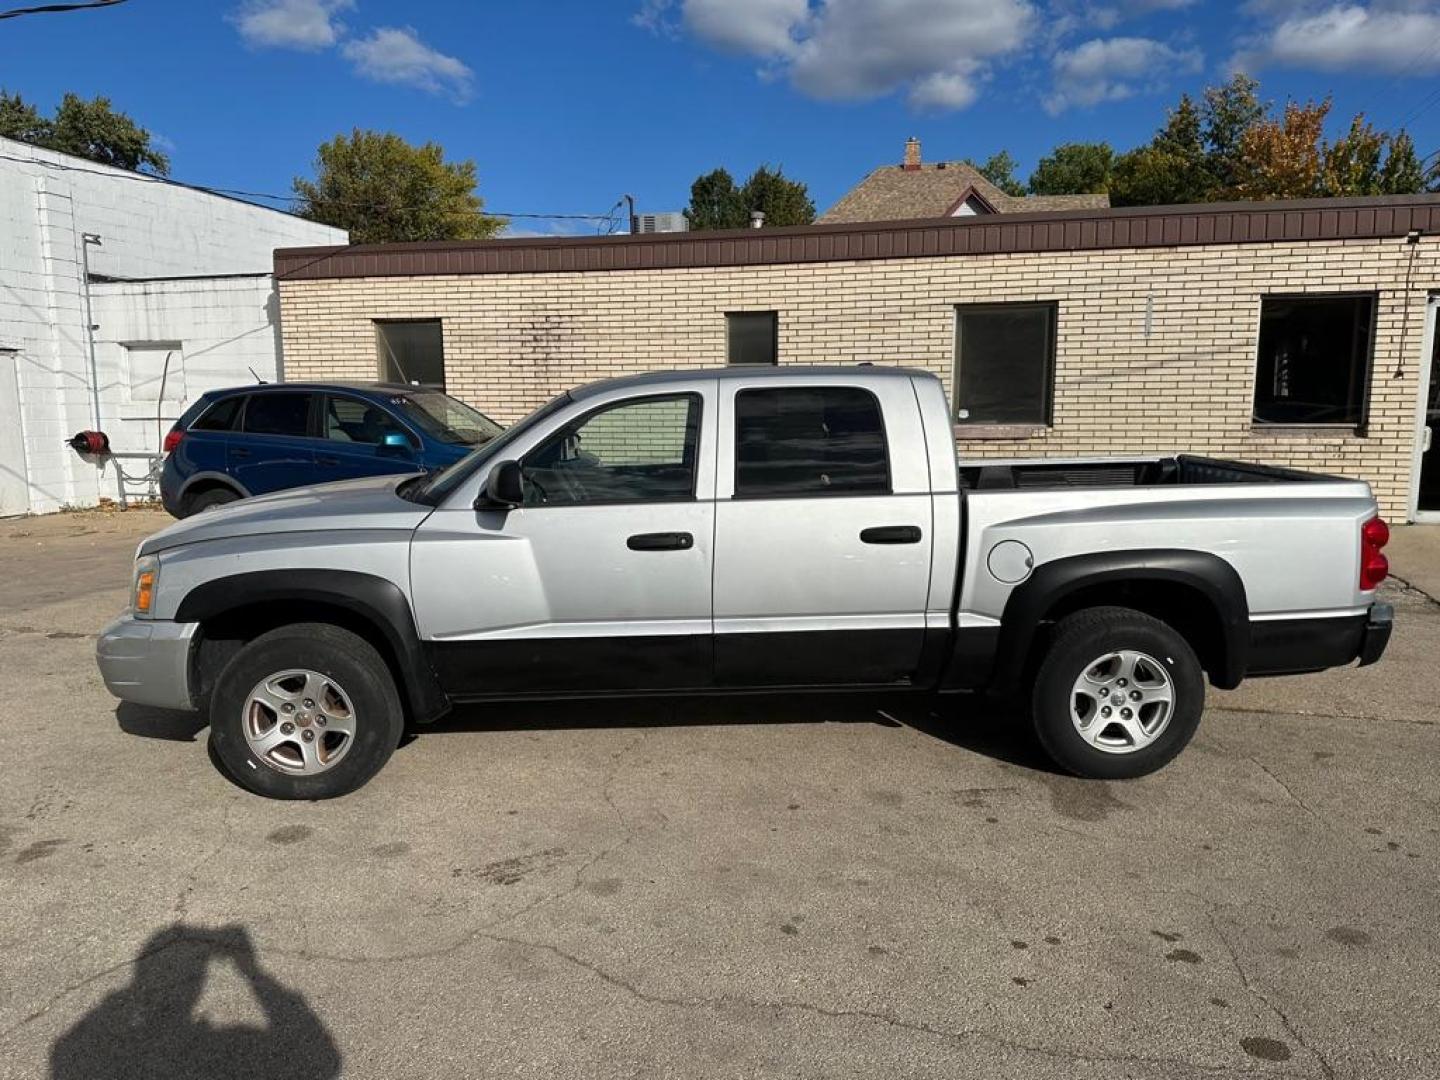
xmin=0 ymin=136 xmax=345 ymax=515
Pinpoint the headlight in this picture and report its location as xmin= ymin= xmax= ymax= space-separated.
xmin=131 ymin=556 xmax=159 ymax=616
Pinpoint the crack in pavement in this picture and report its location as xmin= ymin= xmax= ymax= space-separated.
xmin=1209 ymin=703 xmax=1435 ymax=728
xmin=1387 ymin=574 xmax=1440 ymax=610
xmin=1206 ymin=908 xmax=1335 ymax=1080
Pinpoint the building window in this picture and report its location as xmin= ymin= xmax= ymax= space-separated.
xmin=1253 ymin=294 xmax=1375 ymax=428
xmin=727 ymin=312 xmax=778 ymax=366
xmin=124 ymin=342 xmax=185 ymax=403
xmin=377 ymin=320 xmax=445 ymax=390
xmin=953 ymin=303 xmax=1056 ymax=426
xmin=734 ymin=386 xmax=890 ymax=498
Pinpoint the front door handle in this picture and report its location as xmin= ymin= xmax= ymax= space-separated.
xmin=860 ymin=525 xmax=922 ymax=545
xmin=627 ymin=532 xmax=694 ymax=552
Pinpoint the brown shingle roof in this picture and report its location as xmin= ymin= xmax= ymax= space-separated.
xmin=818 ymin=161 xmax=1109 ymax=223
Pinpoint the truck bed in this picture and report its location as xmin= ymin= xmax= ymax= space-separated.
xmin=958 ymin=454 xmax=1335 ymax=492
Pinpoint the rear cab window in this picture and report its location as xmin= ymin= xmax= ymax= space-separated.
xmin=733 ymin=386 xmax=891 ymax=498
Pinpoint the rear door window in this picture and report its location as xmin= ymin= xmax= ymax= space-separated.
xmin=734 ymin=387 xmax=890 ymax=498
xmin=243 ymin=392 xmax=315 ymax=437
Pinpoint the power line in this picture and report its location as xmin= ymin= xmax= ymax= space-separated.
xmin=0 ymin=149 xmax=618 ymax=222
xmin=0 ymin=0 xmax=125 ymax=19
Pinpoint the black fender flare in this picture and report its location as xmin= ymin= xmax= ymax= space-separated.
xmin=991 ymin=549 xmax=1250 ymax=691
xmin=175 ymin=569 xmax=451 ymax=722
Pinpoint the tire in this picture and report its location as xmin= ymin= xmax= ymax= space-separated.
xmin=183 ymin=487 xmax=240 ymax=517
xmin=208 ymin=623 xmax=404 ymax=799
xmin=1031 ymin=606 xmax=1204 ymax=780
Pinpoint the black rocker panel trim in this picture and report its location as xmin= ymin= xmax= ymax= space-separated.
xmin=715 ymin=628 xmax=926 ymax=688
xmin=174 ymin=569 xmax=451 ymax=722
xmin=429 ymin=634 xmax=711 ymax=698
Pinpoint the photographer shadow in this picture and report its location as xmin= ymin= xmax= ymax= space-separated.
xmin=50 ymin=923 xmax=340 ymax=1080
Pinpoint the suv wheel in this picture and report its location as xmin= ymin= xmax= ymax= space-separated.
xmin=1031 ymin=606 xmax=1204 ymax=779
xmin=184 ymin=487 xmax=240 ymax=516
xmin=208 ymin=623 xmax=404 ymax=799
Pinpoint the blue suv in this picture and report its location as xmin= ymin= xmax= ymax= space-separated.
xmin=160 ymin=382 xmax=503 ymax=517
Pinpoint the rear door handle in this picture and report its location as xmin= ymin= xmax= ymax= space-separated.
xmin=860 ymin=525 xmax=922 ymax=545
xmin=627 ymin=532 xmax=694 ymax=551
xmin=317 ymin=455 xmax=340 ymax=466
xmin=230 ymin=447 xmax=251 ymax=459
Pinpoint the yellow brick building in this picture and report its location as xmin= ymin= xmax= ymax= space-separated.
xmin=275 ymin=196 xmax=1440 ymax=520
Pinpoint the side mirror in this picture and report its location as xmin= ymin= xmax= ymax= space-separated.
xmin=476 ymin=459 xmax=523 ymax=510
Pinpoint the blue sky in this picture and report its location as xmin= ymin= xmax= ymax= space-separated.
xmin=3 ymin=0 xmax=1440 ymax=235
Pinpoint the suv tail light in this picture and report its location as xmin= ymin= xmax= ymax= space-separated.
xmin=1359 ymin=515 xmax=1390 ymax=591
xmin=162 ymin=427 xmax=184 ymax=455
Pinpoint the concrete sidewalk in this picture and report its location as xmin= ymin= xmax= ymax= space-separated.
xmin=1389 ymin=524 xmax=1440 ymax=603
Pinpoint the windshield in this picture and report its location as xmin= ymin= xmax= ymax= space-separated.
xmin=411 ymin=392 xmax=573 ymax=505
xmin=389 ymin=392 xmax=503 ymax=446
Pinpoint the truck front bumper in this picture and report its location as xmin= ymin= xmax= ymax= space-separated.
xmin=96 ymin=614 xmax=199 ymax=711
xmin=1247 ymin=602 xmax=1393 ymax=677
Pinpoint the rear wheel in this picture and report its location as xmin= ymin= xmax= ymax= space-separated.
xmin=183 ymin=487 xmax=240 ymax=516
xmin=1031 ymin=606 xmax=1204 ymax=779
xmin=208 ymin=623 xmax=403 ymax=799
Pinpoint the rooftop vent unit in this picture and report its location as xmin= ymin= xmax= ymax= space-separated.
xmin=634 ymin=212 xmax=689 ymax=234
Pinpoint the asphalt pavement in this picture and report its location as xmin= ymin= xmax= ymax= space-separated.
xmin=1 ymin=508 xmax=1437 ymax=1079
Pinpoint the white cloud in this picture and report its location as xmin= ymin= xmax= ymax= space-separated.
xmin=341 ymin=26 xmax=475 ymax=101
xmin=684 ymin=0 xmax=808 ymax=53
xmin=1235 ymin=3 xmax=1440 ymax=74
xmin=1046 ymin=35 xmax=1203 ymax=113
xmin=230 ymin=0 xmax=353 ymax=51
xmin=641 ymin=0 xmax=1036 ymax=110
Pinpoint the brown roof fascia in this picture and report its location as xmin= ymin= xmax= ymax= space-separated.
xmin=274 ymin=195 xmax=1440 ymax=282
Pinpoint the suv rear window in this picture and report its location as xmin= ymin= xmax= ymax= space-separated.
xmin=244 ymin=392 xmax=313 ymax=437
xmin=191 ymin=396 xmax=243 ymax=432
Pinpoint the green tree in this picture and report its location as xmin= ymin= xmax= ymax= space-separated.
xmin=685 ymin=168 xmax=746 ymax=230
xmin=1322 ymin=114 xmax=1387 ymax=196
xmin=1028 ymin=142 xmax=1114 ymax=195
xmin=293 ymin=130 xmax=502 ymax=244
xmin=1110 ymin=94 xmax=1213 ymax=206
xmin=739 ymin=164 xmax=815 ymax=226
xmin=0 ymin=90 xmax=168 ymax=174
xmin=1379 ymin=130 xmax=1425 ymax=195
xmin=1201 ymin=73 xmax=1266 ymax=194
xmin=686 ymin=165 xmax=815 ymax=229
xmin=0 ymin=90 xmax=48 ymax=144
xmin=964 ymin=151 xmax=1025 ymax=197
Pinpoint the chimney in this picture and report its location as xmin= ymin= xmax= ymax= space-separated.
xmin=903 ymin=136 xmax=921 ymax=171
xmin=750 ymin=210 xmax=765 ymax=229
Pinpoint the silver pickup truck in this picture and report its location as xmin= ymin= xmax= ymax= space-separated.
xmin=97 ymin=366 xmax=1394 ymax=799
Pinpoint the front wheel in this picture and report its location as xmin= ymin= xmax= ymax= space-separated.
xmin=208 ymin=623 xmax=404 ymax=799
xmin=1031 ymin=606 xmax=1204 ymax=779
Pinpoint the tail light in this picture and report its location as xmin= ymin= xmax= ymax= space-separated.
xmin=162 ymin=427 xmax=185 ymax=455
xmin=1359 ymin=515 xmax=1390 ymax=591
